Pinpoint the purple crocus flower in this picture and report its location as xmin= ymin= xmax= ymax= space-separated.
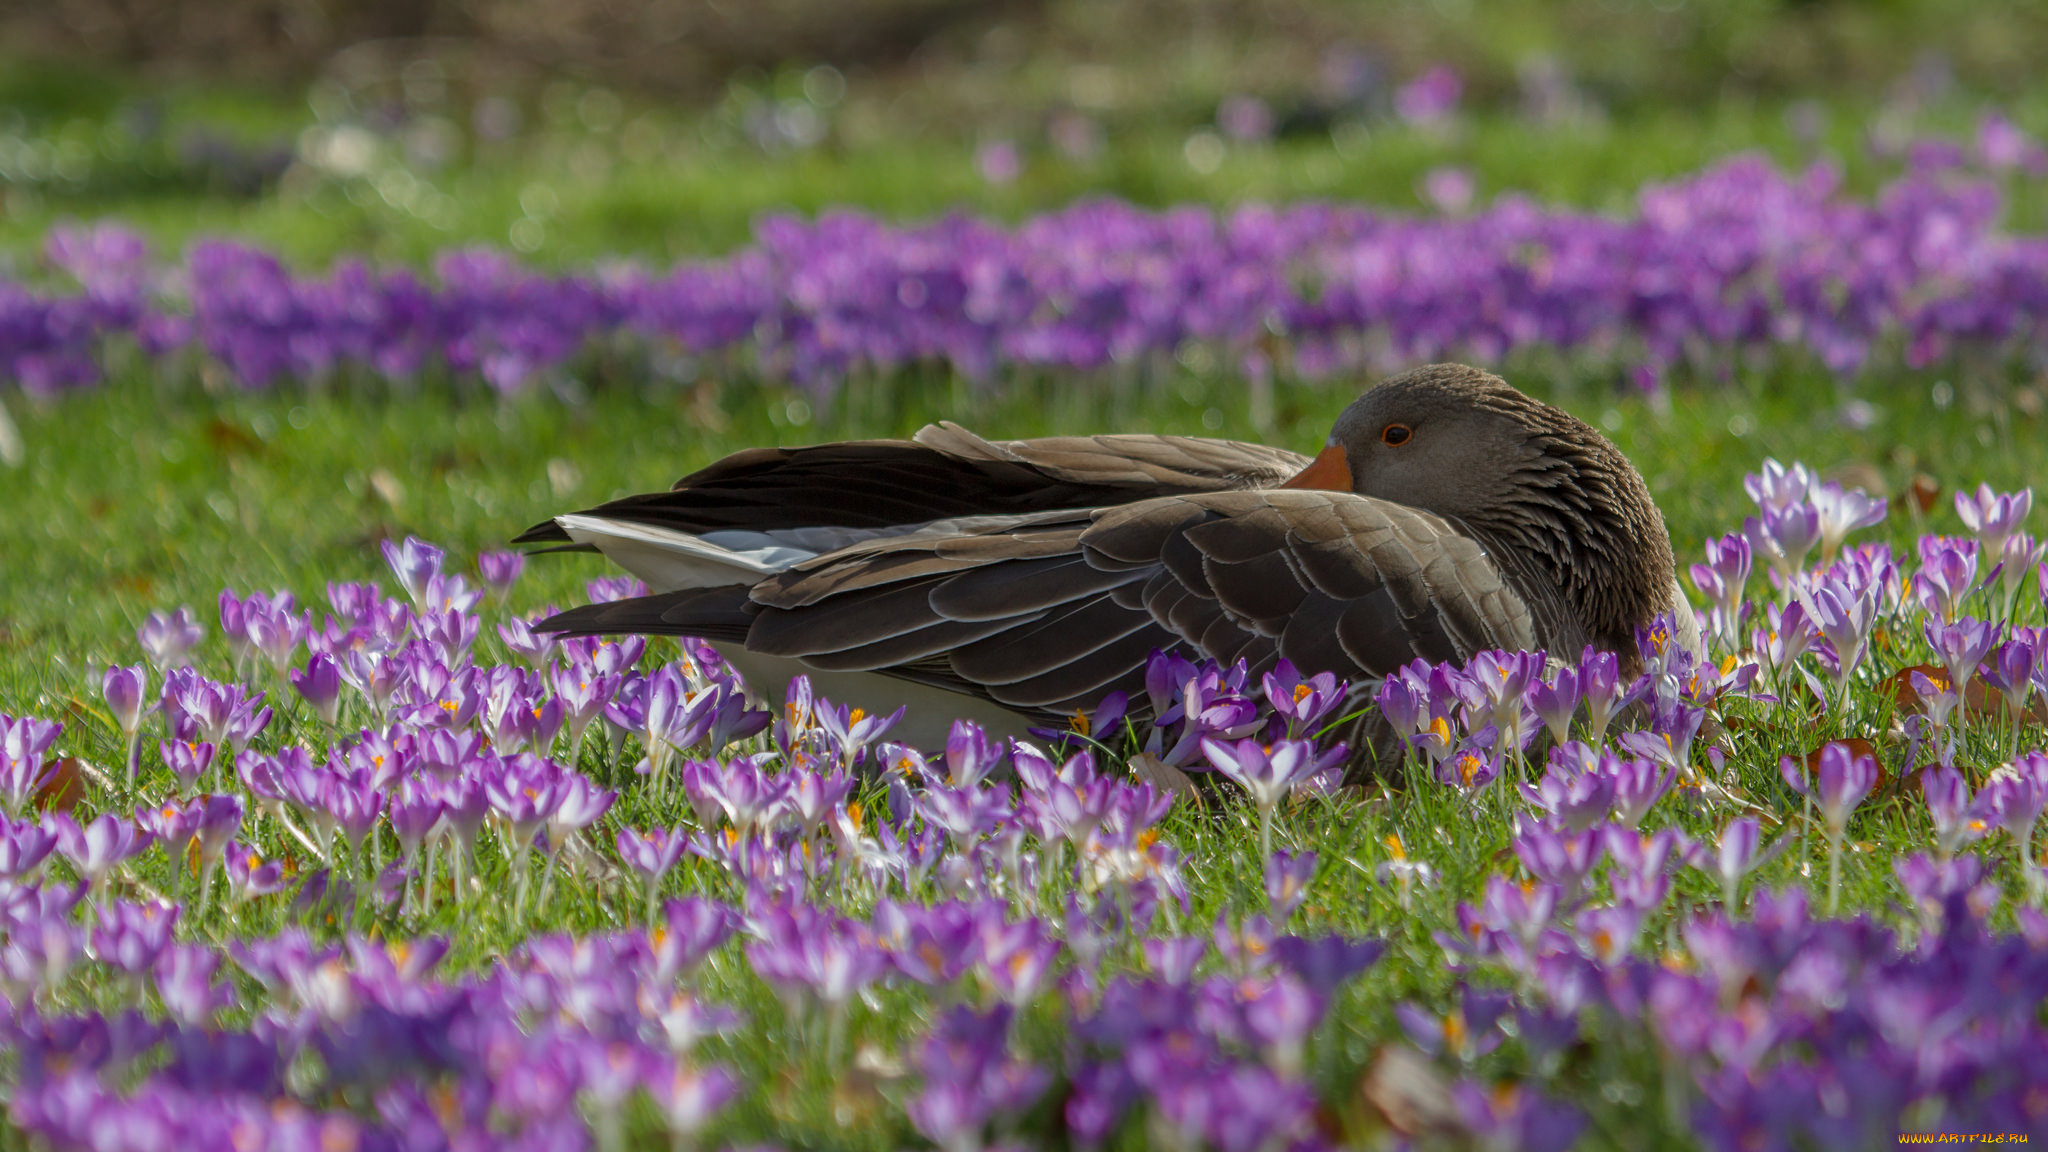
xmin=746 ymin=902 xmax=887 ymax=1016
xmin=685 ymin=753 xmax=788 ymax=836
xmin=1374 ymin=665 xmax=1427 ymax=741
xmin=320 ymin=773 xmax=385 ymax=856
xmin=1520 ymin=756 xmax=1615 ymax=833
xmin=417 ymin=607 xmax=479 ymax=666
xmin=1576 ymin=649 xmax=1635 ymax=744
xmin=387 ymin=776 xmax=443 ymax=864
xmin=1999 ymin=531 xmax=2045 ymax=605
xmin=1780 ymin=740 xmax=1879 ymax=911
xmin=648 ymin=1062 xmax=738 ymax=1142
xmin=0 ymin=750 xmax=58 ymax=817
xmin=1807 ymin=577 xmax=1882 ymax=696
xmin=53 ymin=811 xmax=153 ymax=886
xmin=223 ymin=842 xmax=289 ymax=899
xmin=1744 ymin=458 xmax=1813 ymax=512
xmin=548 ymin=662 xmax=615 ymax=755
xmin=477 ymin=549 xmax=525 ymax=596
xmin=381 ymin=535 xmax=445 ymax=607
xmin=1809 ymin=480 xmax=1887 ymax=559
xmin=543 ymin=772 xmax=615 ymax=851
xmin=980 ymin=920 xmax=1060 ymax=1006
xmin=618 ymin=826 xmax=689 ymax=919
xmin=1576 ymin=904 xmax=1646 ymax=963
xmin=941 ymin=720 xmax=1006 ymax=789
xmin=1955 ymin=482 xmax=2031 ymax=559
xmin=91 ymin=899 xmax=178 ymax=975
xmin=918 ymin=783 xmax=1013 ymax=847
xmin=1211 ymin=911 xmax=1279 ymax=977
xmin=1450 ymin=1080 xmax=1585 ymax=1152
xmin=2 ymin=713 xmax=62 ymax=767
xmin=1696 ymin=816 xmax=1783 ymax=910
xmin=1200 ymin=736 xmax=1342 ymax=854
xmin=1972 ymin=754 xmax=2048 ymax=896
xmin=1142 ymin=936 xmax=1208 ymax=984
xmin=1268 ymin=932 xmax=1383 ymax=997
xmin=1465 ymin=650 xmax=1544 ymax=752
xmin=1264 ymin=849 xmax=1316 ymax=925
xmin=1600 ymin=754 xmax=1675 ymax=829
xmin=784 ymin=768 xmax=854 ymax=836
xmin=875 ymin=899 xmax=983 ymax=988
xmin=1690 ymin=533 xmax=1752 ymax=649
xmin=0 ymin=814 xmax=59 ymax=880
xmin=337 ymin=649 xmax=405 ymax=720
xmin=102 ymin=662 xmax=152 ymax=787
xmin=1894 ymin=851 xmax=2002 ymax=926
xmin=484 ymin=755 xmax=565 ymax=856
xmin=1920 ymin=763 xmax=1987 ymax=859
xmin=1513 ymin=817 xmax=1602 ymax=906
xmin=497 ymin=615 xmax=558 ymax=667
xmin=1528 ymin=667 xmax=1582 ymax=746
xmin=137 ymin=607 xmax=204 ymax=670
xmin=1398 ymin=985 xmax=1509 ymax=1062
xmin=289 ymin=653 xmax=343 ymax=726
xmin=154 ymin=942 xmax=235 ymax=1026
xmin=102 ymin=663 xmax=148 ymax=737
xmin=1913 ymin=536 xmax=1980 ymax=623
xmin=189 ymin=793 xmax=243 ymax=869
xmin=1394 ymin=64 xmax=1462 ymax=124
xmin=243 ymin=597 xmax=310 ymax=671
xmin=650 ymin=896 xmax=736 ymax=985
xmin=814 ymin=699 xmax=906 ymax=769
xmin=1435 ymin=737 xmax=1503 ymax=801
xmin=1744 ymin=501 xmax=1821 ymax=580
xmin=1261 ymin=660 xmax=1346 ymax=739
xmin=1980 ymin=635 xmax=2040 ymax=739
xmin=1925 ymin=615 xmax=1999 ymax=702
xmin=1781 ymin=741 xmax=1879 ymax=836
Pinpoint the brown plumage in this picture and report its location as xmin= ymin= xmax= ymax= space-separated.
xmin=528 ymin=364 xmax=1699 ymax=772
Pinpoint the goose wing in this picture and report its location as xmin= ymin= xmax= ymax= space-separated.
xmin=539 ymin=489 xmax=1536 ymax=720
xmin=514 ymin=424 xmax=1309 ymax=544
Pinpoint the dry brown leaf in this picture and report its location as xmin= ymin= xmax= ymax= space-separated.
xmin=1877 ymin=665 xmax=2048 ymax=724
xmin=34 ymin=757 xmax=85 ymax=812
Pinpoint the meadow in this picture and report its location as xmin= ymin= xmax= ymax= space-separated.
xmin=3 ymin=62 xmax=2048 ymax=1151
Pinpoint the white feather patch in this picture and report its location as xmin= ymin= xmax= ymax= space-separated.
xmin=555 ymin=514 xmax=814 ymax=592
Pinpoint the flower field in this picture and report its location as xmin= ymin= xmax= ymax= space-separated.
xmin=6 ymin=115 xmax=2048 ymax=408
xmin=4 ymin=440 xmax=2047 ymax=1150
xmin=4 ymin=113 xmax=2048 ymax=1151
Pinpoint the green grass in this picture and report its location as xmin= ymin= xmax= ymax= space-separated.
xmin=4 ymin=341 xmax=2048 ymax=1152
xmin=6 ymin=55 xmax=2048 ymax=1147
xmin=4 ymin=359 xmax=2041 ymax=673
xmin=7 ymin=66 xmax=2048 ymax=269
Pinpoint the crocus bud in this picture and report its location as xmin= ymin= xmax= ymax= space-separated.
xmin=289 ymin=653 xmax=343 ymax=726
xmin=103 ymin=664 xmax=147 ymax=736
xmin=478 ymin=550 xmax=525 ymax=596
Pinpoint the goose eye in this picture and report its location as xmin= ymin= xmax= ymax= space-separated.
xmin=1380 ymin=423 xmax=1413 ymax=446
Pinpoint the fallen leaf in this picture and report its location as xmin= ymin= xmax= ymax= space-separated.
xmin=1908 ymin=473 xmax=1941 ymax=515
xmin=1360 ymin=1046 xmax=1460 ymax=1138
xmin=1129 ymin=751 xmax=1199 ymax=798
xmin=34 ymin=757 xmax=85 ymax=812
xmin=1796 ymin=737 xmax=1888 ymax=791
xmin=204 ymin=419 xmax=263 ymax=456
xmin=1877 ymin=665 xmax=2048 ymax=724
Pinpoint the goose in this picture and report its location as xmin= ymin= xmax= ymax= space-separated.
xmin=517 ymin=363 xmax=1700 ymax=773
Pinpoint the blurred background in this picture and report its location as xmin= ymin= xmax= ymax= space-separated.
xmin=2 ymin=0 xmax=2044 ymax=264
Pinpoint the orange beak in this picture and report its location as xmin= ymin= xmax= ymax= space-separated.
xmin=1279 ymin=443 xmax=1353 ymax=491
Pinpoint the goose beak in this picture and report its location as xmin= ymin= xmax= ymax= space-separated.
xmin=1279 ymin=443 xmax=1353 ymax=491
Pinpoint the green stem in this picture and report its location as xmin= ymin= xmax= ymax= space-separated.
xmin=1826 ymin=827 xmax=1843 ymax=916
